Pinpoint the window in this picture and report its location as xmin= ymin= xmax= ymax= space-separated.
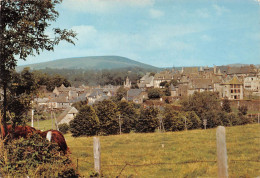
xmin=231 ymin=89 xmax=233 ymax=93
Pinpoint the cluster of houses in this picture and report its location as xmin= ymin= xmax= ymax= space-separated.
xmin=139 ymin=65 xmax=260 ymax=100
xmin=1 ymin=64 xmax=259 ymax=125
xmin=32 ymin=65 xmax=260 ymax=112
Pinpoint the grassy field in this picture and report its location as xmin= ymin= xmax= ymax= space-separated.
xmin=60 ymin=124 xmax=260 ymax=177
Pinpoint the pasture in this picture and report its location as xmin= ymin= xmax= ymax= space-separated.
xmin=62 ymin=124 xmax=260 ymax=177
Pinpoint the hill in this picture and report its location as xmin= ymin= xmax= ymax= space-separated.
xmin=17 ymin=56 xmax=160 ymax=71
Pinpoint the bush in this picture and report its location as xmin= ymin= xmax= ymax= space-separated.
xmin=238 ymin=105 xmax=248 ymax=116
xmin=222 ymin=97 xmax=231 ymax=113
xmin=163 ymin=106 xmax=184 ymax=131
xmin=59 ymin=123 xmax=69 ymax=134
xmin=136 ymin=107 xmax=159 ymax=133
xmin=148 ymin=88 xmax=163 ymax=99
xmin=94 ymin=100 xmax=118 ymax=135
xmin=201 ymin=111 xmax=222 ymax=128
xmin=228 ymin=113 xmax=242 ymax=126
xmin=0 ymin=134 xmax=78 ymax=177
xmin=239 ymin=114 xmax=253 ymax=125
xmin=117 ymin=101 xmax=139 ymax=133
xmin=185 ymin=111 xmax=202 ymax=129
xmin=70 ymin=105 xmax=99 ymax=137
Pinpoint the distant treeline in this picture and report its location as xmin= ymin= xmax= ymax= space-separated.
xmin=34 ymin=67 xmax=158 ymax=87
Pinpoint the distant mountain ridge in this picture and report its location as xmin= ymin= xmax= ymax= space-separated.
xmin=17 ymin=56 xmax=160 ymax=71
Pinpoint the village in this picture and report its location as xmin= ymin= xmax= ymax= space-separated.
xmin=27 ymin=64 xmax=260 ymax=126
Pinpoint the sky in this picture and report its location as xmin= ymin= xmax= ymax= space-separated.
xmin=17 ymin=0 xmax=260 ymax=67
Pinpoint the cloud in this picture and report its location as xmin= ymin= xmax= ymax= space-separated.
xmin=213 ymin=4 xmax=229 ymax=16
xmin=62 ymin=0 xmax=154 ymax=13
xmin=196 ymin=9 xmax=210 ymax=18
xmin=149 ymin=8 xmax=164 ymax=19
xmin=201 ymin=34 xmax=213 ymax=42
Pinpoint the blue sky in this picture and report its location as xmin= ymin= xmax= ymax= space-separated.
xmin=18 ymin=0 xmax=260 ymax=67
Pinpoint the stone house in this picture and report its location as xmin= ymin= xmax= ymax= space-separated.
xmin=187 ymin=79 xmax=214 ymax=95
xmin=57 ymin=107 xmax=78 ymax=125
xmin=138 ymin=73 xmax=154 ymax=89
xmin=122 ymin=89 xmax=148 ymax=104
xmin=220 ymin=75 xmax=243 ymax=100
xmin=153 ymin=71 xmax=174 ymax=88
xmin=244 ymin=75 xmax=260 ymax=92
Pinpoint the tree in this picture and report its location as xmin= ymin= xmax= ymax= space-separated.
xmin=115 ymin=87 xmax=127 ymax=101
xmin=159 ymin=81 xmax=168 ymax=88
xmin=238 ymin=105 xmax=248 ymax=116
xmin=164 ymin=83 xmax=171 ymax=96
xmin=169 ymin=79 xmax=178 ymax=86
xmin=136 ymin=107 xmax=159 ymax=133
xmin=117 ymin=101 xmax=138 ymax=133
xmin=70 ymin=105 xmax=99 ymax=137
xmin=222 ymin=97 xmax=231 ymax=113
xmin=163 ymin=107 xmax=184 ymax=131
xmin=71 ymin=100 xmax=88 ymax=110
xmin=148 ymin=88 xmax=162 ymax=99
xmin=94 ymin=100 xmax=118 ymax=135
xmin=181 ymin=91 xmax=221 ymax=118
xmin=0 ymin=0 xmax=76 ymax=137
xmin=184 ymin=111 xmax=202 ymax=130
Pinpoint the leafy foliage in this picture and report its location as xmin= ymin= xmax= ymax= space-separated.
xmin=148 ymin=88 xmax=163 ymax=99
xmin=181 ymin=91 xmax=221 ymax=118
xmin=70 ymin=105 xmax=99 ymax=137
xmin=0 ymin=0 xmax=76 ymax=135
xmin=222 ymin=97 xmax=231 ymax=113
xmin=0 ymin=134 xmax=78 ymax=177
xmin=136 ymin=107 xmax=159 ymax=133
xmin=238 ymin=105 xmax=248 ymax=116
xmin=94 ymin=100 xmax=118 ymax=135
xmin=115 ymin=87 xmax=127 ymax=101
xmin=58 ymin=123 xmax=70 ymax=134
xmin=184 ymin=111 xmax=202 ymax=129
xmin=163 ymin=109 xmax=184 ymax=131
xmin=72 ymin=99 xmax=88 ymax=110
xmin=117 ymin=101 xmax=139 ymax=133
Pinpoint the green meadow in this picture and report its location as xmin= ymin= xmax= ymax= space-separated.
xmin=63 ymin=124 xmax=260 ymax=177
xmin=30 ymin=119 xmax=260 ymax=177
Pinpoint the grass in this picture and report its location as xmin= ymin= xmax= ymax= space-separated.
xmin=62 ymin=124 xmax=260 ymax=177
xmin=29 ymin=118 xmax=260 ymax=177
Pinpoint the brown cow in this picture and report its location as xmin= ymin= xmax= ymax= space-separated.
xmin=0 ymin=124 xmax=69 ymax=154
xmin=39 ymin=130 xmax=70 ymax=154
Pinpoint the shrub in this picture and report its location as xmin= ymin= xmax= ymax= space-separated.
xmin=0 ymin=134 xmax=78 ymax=177
xmin=163 ymin=107 xmax=183 ymax=131
xmin=148 ymin=88 xmax=163 ymax=99
xmin=136 ymin=107 xmax=159 ymax=133
xmin=94 ymin=99 xmax=118 ymax=135
xmin=239 ymin=114 xmax=253 ymax=125
xmin=70 ymin=105 xmax=99 ymax=137
xmin=59 ymin=123 xmax=69 ymax=134
xmin=185 ymin=111 xmax=202 ymax=129
xmin=117 ymin=101 xmax=139 ymax=133
xmin=227 ymin=113 xmax=242 ymax=126
xmin=238 ymin=105 xmax=248 ymax=116
xmin=222 ymin=97 xmax=231 ymax=113
xmin=201 ymin=111 xmax=222 ymax=128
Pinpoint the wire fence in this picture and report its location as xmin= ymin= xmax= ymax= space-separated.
xmin=67 ymin=126 xmax=260 ymax=177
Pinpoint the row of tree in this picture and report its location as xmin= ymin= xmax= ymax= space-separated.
xmin=68 ymin=91 xmax=254 ymax=137
xmin=36 ymin=67 xmax=156 ymax=87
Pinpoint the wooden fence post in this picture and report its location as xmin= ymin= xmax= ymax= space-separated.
xmin=216 ymin=126 xmax=228 ymax=178
xmin=93 ymin=137 xmax=101 ymax=175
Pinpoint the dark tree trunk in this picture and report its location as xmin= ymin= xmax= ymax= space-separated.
xmin=1 ymin=83 xmax=8 ymax=139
